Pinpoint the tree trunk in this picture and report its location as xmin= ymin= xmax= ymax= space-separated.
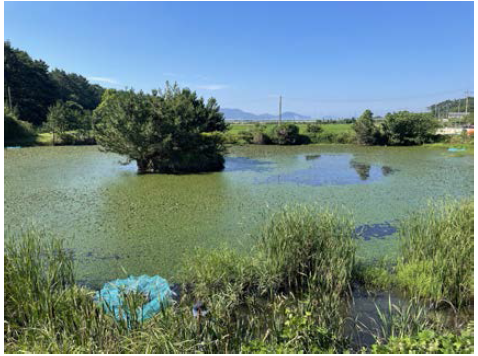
xmin=136 ymin=159 xmax=150 ymax=174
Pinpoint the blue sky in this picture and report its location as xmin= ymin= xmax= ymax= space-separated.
xmin=4 ymin=1 xmax=474 ymax=117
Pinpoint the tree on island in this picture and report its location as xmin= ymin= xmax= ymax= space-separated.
xmin=93 ymin=83 xmax=228 ymax=174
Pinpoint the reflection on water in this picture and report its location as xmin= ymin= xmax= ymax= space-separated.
xmin=262 ymin=154 xmax=394 ymax=186
xmin=350 ymin=160 xmax=371 ymax=181
xmin=381 ymin=166 xmax=397 ymax=176
xmin=305 ymin=154 xmax=321 ymax=161
xmin=224 ymin=157 xmax=273 ymax=172
xmin=346 ymin=288 xmax=408 ymax=349
xmin=355 ymin=222 xmax=397 ymax=240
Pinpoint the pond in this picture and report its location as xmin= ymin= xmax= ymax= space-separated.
xmin=4 ymin=145 xmax=473 ymax=286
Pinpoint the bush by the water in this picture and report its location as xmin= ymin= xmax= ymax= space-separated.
xmin=308 ymin=131 xmax=356 ymax=144
xmin=353 ymin=109 xmax=440 ymax=146
xmin=4 ymin=107 xmax=35 ymax=145
xmin=382 ymin=111 xmax=439 ymax=145
xmin=94 ymin=84 xmax=227 ymax=173
xmin=224 ymin=123 xmax=310 ymax=146
xmin=266 ymin=123 xmax=303 ymax=145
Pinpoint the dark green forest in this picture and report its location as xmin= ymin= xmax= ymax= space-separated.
xmin=4 ymin=41 xmax=105 ymax=126
xmin=429 ymin=96 xmax=474 ymax=115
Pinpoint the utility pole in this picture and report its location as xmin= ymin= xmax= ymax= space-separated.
xmin=278 ymin=95 xmax=282 ymax=125
xmin=465 ymin=90 xmax=469 ymax=115
xmin=7 ymin=86 xmax=12 ymax=110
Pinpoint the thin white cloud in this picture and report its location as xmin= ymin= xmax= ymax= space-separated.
xmin=87 ymin=76 xmax=121 ymax=85
xmin=196 ymin=84 xmax=229 ymax=91
xmin=196 ymin=74 xmax=210 ymax=81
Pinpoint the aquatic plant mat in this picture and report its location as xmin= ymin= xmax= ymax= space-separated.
xmin=4 ymin=145 xmax=473 ymax=284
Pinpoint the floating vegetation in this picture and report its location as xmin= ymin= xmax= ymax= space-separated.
xmin=4 ymin=145 xmax=473 ymax=284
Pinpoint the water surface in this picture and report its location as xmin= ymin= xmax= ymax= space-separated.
xmin=4 ymin=145 xmax=473 ymax=285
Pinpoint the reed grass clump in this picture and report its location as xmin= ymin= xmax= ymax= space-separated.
xmin=396 ymin=199 xmax=474 ymax=307
xmin=258 ymin=205 xmax=356 ymax=294
xmin=4 ymin=230 xmax=75 ymax=329
xmin=183 ymin=205 xmax=357 ymax=302
xmin=5 ymin=203 xmax=473 ymax=353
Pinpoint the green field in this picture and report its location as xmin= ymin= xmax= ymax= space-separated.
xmin=228 ymin=122 xmax=353 ymax=135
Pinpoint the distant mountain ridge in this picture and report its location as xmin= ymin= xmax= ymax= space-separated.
xmin=221 ymin=108 xmax=311 ymax=121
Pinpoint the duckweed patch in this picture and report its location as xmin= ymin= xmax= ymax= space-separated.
xmin=4 ymin=145 xmax=473 ymax=284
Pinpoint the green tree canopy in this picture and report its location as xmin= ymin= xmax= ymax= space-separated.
xmin=50 ymin=69 xmax=104 ymax=111
xmin=44 ymin=101 xmax=70 ymax=144
xmin=4 ymin=41 xmax=58 ymax=125
xmin=94 ymin=84 xmax=227 ymax=173
xmin=353 ymin=109 xmax=379 ymax=145
xmin=4 ymin=106 xmax=35 ymax=145
xmin=382 ymin=111 xmax=439 ymax=145
xmin=4 ymin=41 xmax=104 ymax=126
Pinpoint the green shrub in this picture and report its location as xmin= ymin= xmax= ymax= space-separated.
xmin=396 ymin=199 xmax=474 ymax=307
xmin=241 ymin=305 xmax=339 ymax=354
xmin=353 ymin=259 xmax=394 ymax=290
xmin=382 ymin=111 xmax=439 ymax=145
xmin=447 ymin=132 xmax=474 ymax=145
xmin=251 ymin=131 xmax=270 ymax=145
xmin=370 ymin=323 xmax=474 ymax=354
xmin=307 ymin=131 xmax=356 ymax=144
xmin=267 ymin=123 xmax=301 ymax=145
xmin=310 ymin=131 xmax=336 ymax=143
xmin=306 ymin=122 xmax=323 ymax=134
xmin=59 ymin=132 xmax=76 ymax=145
xmin=4 ymin=107 xmax=35 ymax=145
xmin=336 ymin=131 xmax=356 ymax=144
xmin=236 ymin=130 xmax=253 ymax=143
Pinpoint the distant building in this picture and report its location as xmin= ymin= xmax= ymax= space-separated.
xmin=447 ymin=112 xmax=468 ymax=119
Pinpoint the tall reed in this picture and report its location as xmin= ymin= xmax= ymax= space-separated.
xmin=258 ymin=204 xmax=356 ymax=294
xmin=396 ymin=199 xmax=474 ymax=307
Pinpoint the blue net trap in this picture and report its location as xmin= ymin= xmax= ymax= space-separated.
xmin=94 ymin=275 xmax=173 ymax=322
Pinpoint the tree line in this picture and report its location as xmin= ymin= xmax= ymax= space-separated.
xmin=429 ymin=97 xmax=474 ymax=116
xmin=4 ymin=41 xmax=104 ymax=126
xmin=353 ymin=109 xmax=440 ymax=146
